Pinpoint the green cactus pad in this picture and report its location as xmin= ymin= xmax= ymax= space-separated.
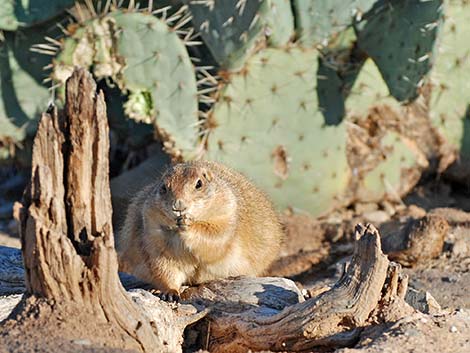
xmin=345 ymin=58 xmax=398 ymax=117
xmin=0 ymin=29 xmax=51 ymax=146
xmin=0 ymin=0 xmax=74 ymax=31
xmin=52 ymin=10 xmax=199 ymax=158
xmin=355 ymin=0 xmax=443 ymax=102
xmin=205 ymin=47 xmax=350 ymax=215
xmin=264 ymin=0 xmax=295 ymax=47
xmin=185 ymin=0 xmax=267 ymax=70
xmin=360 ymin=132 xmax=427 ymax=202
xmin=346 ymin=59 xmax=428 ymax=200
xmin=430 ymin=0 xmax=470 ymax=156
xmin=317 ymin=28 xmax=366 ymax=125
xmin=113 ymin=11 xmax=199 ymax=157
xmin=293 ymin=0 xmax=377 ymax=46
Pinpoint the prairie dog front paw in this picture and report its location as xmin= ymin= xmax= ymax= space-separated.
xmin=176 ymin=214 xmax=193 ymax=230
xmin=150 ymin=288 xmax=180 ymax=302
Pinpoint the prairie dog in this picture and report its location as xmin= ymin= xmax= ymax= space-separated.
xmin=117 ymin=161 xmax=283 ymax=299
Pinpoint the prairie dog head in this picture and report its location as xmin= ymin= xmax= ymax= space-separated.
xmin=143 ymin=163 xmax=236 ymax=230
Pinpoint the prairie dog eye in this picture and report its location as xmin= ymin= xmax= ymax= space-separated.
xmin=195 ymin=179 xmax=203 ymax=190
xmin=160 ymin=184 xmax=167 ymax=194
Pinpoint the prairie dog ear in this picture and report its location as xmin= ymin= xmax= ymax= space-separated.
xmin=202 ymin=169 xmax=214 ymax=182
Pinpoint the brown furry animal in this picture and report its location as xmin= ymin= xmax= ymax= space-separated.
xmin=117 ymin=161 xmax=284 ymax=300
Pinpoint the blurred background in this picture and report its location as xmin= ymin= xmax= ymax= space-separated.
xmin=0 ymin=0 xmax=469 ymax=275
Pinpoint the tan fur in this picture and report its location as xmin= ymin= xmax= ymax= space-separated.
xmin=116 ymin=161 xmax=284 ymax=295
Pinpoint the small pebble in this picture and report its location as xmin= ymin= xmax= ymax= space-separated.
xmin=451 ymin=238 xmax=469 ymax=258
xmin=441 ymin=276 xmax=458 ymax=283
xmin=354 ymin=202 xmax=378 ymax=214
xmin=72 ymin=339 xmax=91 ymax=345
xmin=450 ymin=325 xmax=458 ymax=333
xmin=363 ymin=210 xmax=390 ymax=224
xmin=404 ymin=328 xmax=420 ymax=337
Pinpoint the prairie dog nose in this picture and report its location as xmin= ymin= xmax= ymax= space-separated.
xmin=172 ymin=199 xmax=187 ymax=213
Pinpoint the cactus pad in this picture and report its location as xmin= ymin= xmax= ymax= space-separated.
xmin=205 ymin=47 xmax=350 ymax=215
xmin=360 ymin=132 xmax=427 ymax=201
xmin=355 ymin=0 xmax=443 ymax=102
xmin=52 ymin=10 xmax=200 ymax=158
xmin=264 ymin=0 xmax=295 ymax=47
xmin=293 ymin=0 xmax=377 ymax=46
xmin=0 ymin=0 xmax=74 ymax=30
xmin=0 ymin=29 xmax=51 ymax=146
xmin=430 ymin=0 xmax=470 ymax=156
xmin=185 ymin=0 xmax=267 ymax=70
xmin=346 ymin=59 xmax=428 ymax=201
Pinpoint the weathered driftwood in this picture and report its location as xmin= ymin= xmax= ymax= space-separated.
xmin=182 ymin=224 xmax=413 ymax=353
xmin=0 ymin=69 xmax=197 ymax=352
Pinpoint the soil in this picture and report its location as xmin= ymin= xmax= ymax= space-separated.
xmin=0 ymin=297 xmax=135 ymax=353
xmin=339 ymin=310 xmax=470 ymax=353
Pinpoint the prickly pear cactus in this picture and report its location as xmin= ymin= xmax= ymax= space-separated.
xmin=205 ymin=48 xmax=351 ymax=215
xmin=317 ymin=28 xmax=366 ymax=125
xmin=360 ymin=132 xmax=428 ymax=202
xmin=264 ymin=0 xmax=295 ymax=47
xmin=52 ymin=10 xmax=200 ymax=158
xmin=0 ymin=29 xmax=51 ymax=154
xmin=0 ymin=0 xmax=74 ymax=30
xmin=430 ymin=0 xmax=470 ymax=156
xmin=293 ymin=0 xmax=377 ymax=46
xmin=346 ymin=59 xmax=428 ymax=201
xmin=345 ymin=59 xmax=398 ymax=117
xmin=185 ymin=0 xmax=268 ymax=70
xmin=355 ymin=0 xmax=443 ymax=102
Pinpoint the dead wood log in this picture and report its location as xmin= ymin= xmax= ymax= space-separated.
xmin=183 ymin=224 xmax=413 ymax=353
xmin=0 ymin=68 xmax=196 ymax=352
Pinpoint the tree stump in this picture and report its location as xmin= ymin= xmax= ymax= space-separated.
xmin=0 ymin=69 xmax=171 ymax=352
